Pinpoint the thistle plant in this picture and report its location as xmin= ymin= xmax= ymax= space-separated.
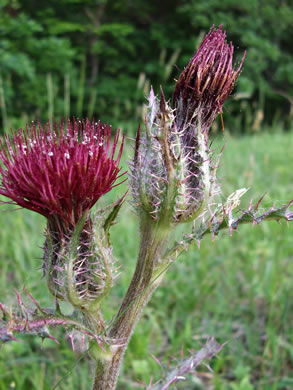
xmin=0 ymin=26 xmax=292 ymax=390
xmin=0 ymin=119 xmax=125 ymax=340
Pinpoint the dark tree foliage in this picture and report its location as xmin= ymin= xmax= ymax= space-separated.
xmin=0 ymin=0 xmax=292 ymax=133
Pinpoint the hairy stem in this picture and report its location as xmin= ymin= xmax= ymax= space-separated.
xmin=92 ymin=217 xmax=171 ymax=389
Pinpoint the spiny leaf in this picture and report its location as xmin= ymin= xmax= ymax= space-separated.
xmin=163 ymin=197 xmax=292 ymax=262
xmin=0 ymin=289 xmax=104 ymax=346
xmin=150 ymin=338 xmax=224 ymax=390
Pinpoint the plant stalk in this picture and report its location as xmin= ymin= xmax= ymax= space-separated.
xmin=92 ymin=217 xmax=171 ymax=389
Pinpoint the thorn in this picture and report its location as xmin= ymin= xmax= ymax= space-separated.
xmin=197 ymin=240 xmax=201 ymax=250
xmin=69 ymin=334 xmax=75 ymax=351
xmin=0 ymin=303 xmax=8 ymax=315
xmin=205 ymin=363 xmax=213 ymax=372
xmin=94 ymin=336 xmax=106 ymax=352
xmin=23 ymin=286 xmax=45 ymax=314
xmin=14 ymin=289 xmax=23 ymax=306
xmin=254 ymin=194 xmax=266 ymax=211
xmin=47 ymin=333 xmax=60 ymax=345
xmin=147 ymin=377 xmax=153 ymax=390
xmin=151 ymin=354 xmax=162 ymax=367
xmin=222 ymin=204 xmax=227 ymax=216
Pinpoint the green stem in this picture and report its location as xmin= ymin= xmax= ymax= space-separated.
xmin=92 ymin=217 xmax=171 ymax=390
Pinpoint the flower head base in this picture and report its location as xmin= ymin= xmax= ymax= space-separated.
xmin=130 ymin=26 xmax=245 ymax=225
xmin=0 ymin=119 xmax=125 ymax=227
xmin=44 ymin=213 xmax=117 ymax=311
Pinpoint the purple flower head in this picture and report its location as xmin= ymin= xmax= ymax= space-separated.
xmin=173 ymin=25 xmax=245 ymax=133
xmin=0 ymin=119 xmax=125 ymax=227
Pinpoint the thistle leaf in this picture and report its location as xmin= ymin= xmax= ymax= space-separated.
xmin=163 ymin=197 xmax=292 ymax=262
xmin=150 ymin=338 xmax=224 ymax=390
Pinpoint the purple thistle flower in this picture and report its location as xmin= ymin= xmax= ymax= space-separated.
xmin=0 ymin=118 xmax=125 ymax=227
xmin=0 ymin=118 xmax=125 ymax=307
xmin=173 ymin=25 xmax=245 ymax=134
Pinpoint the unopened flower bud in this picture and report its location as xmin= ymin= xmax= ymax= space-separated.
xmin=173 ymin=25 xmax=245 ymax=133
xmin=130 ymin=26 xmax=245 ymax=225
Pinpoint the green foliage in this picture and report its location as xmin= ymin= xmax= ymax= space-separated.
xmin=0 ymin=0 xmax=292 ymax=133
xmin=0 ymin=130 xmax=292 ymax=388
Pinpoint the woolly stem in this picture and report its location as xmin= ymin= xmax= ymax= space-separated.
xmin=92 ymin=215 xmax=171 ymax=390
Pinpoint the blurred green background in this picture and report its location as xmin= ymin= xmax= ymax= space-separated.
xmin=0 ymin=0 xmax=292 ymax=134
xmin=0 ymin=0 xmax=293 ymax=389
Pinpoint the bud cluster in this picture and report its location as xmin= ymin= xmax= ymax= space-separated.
xmin=130 ymin=26 xmax=245 ymax=225
xmin=130 ymin=88 xmax=212 ymax=223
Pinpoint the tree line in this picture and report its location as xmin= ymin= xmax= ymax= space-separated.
xmin=0 ymin=0 xmax=292 ymax=134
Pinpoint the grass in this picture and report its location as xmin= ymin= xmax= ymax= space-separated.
xmin=0 ymin=130 xmax=292 ymax=390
